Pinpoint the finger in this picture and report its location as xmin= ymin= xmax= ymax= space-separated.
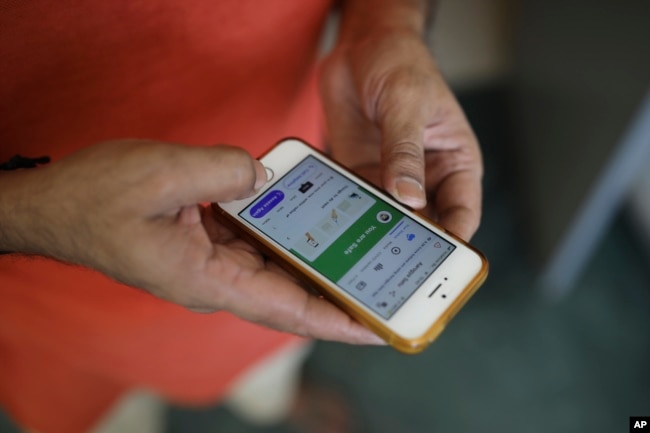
xmin=320 ymin=54 xmax=381 ymax=166
xmin=376 ymin=74 xmax=432 ymax=209
xmin=200 ymin=205 xmax=239 ymax=243
xmin=432 ymin=169 xmax=482 ymax=241
xmin=167 ymin=145 xmax=267 ymax=207
xmin=218 ymin=266 xmax=385 ymax=345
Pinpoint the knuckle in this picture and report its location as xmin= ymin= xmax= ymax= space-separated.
xmin=213 ymin=146 xmax=256 ymax=189
xmin=289 ymin=297 xmax=309 ymax=335
xmin=430 ymin=148 xmax=481 ymax=182
xmin=215 ymin=144 xmax=249 ymax=161
xmin=128 ymin=143 xmax=185 ymax=198
xmin=382 ymin=141 xmax=425 ymax=176
xmin=381 ymin=69 xmax=432 ymax=105
xmin=385 ymin=68 xmax=426 ymax=91
xmin=146 ymin=168 xmax=179 ymax=199
xmin=287 ymin=295 xmax=313 ymax=338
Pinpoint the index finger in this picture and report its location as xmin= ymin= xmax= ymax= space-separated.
xmin=431 ymin=169 xmax=482 ymax=241
xmin=215 ymin=262 xmax=385 ymax=345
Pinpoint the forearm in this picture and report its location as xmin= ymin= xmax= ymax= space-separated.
xmin=0 ymin=170 xmax=43 ymax=254
xmin=337 ymin=0 xmax=436 ymax=42
xmin=0 ymin=164 xmax=72 ymax=261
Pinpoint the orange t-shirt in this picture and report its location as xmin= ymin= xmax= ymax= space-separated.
xmin=0 ymin=1 xmax=332 ymax=432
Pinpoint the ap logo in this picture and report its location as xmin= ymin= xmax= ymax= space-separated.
xmin=631 ymin=417 xmax=650 ymax=431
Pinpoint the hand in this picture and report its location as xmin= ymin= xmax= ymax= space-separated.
xmin=0 ymin=140 xmax=382 ymax=344
xmin=321 ymin=27 xmax=483 ymax=241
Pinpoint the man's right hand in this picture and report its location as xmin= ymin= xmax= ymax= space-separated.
xmin=0 ymin=140 xmax=383 ymax=345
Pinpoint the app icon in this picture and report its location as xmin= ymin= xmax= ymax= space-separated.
xmin=283 ymin=163 xmax=316 ymax=190
xmin=305 ymin=232 xmax=319 ymax=247
xmin=250 ymin=190 xmax=284 ymax=218
xmin=299 ymin=182 xmax=313 ymax=193
xmin=376 ymin=211 xmax=392 ymax=223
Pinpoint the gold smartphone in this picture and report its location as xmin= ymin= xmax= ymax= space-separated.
xmin=214 ymin=138 xmax=488 ymax=354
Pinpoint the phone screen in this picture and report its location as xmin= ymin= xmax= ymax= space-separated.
xmin=241 ymin=156 xmax=455 ymax=319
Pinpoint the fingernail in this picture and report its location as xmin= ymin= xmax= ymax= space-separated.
xmin=395 ymin=177 xmax=426 ymax=208
xmin=253 ymin=160 xmax=267 ymax=190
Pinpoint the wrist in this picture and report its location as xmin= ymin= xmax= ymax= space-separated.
xmin=337 ymin=0 xmax=432 ymax=44
xmin=0 ymin=171 xmax=31 ymax=253
xmin=0 ymin=168 xmax=54 ymax=256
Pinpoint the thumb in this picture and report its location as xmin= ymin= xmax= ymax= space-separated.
xmin=166 ymin=144 xmax=267 ymax=206
xmin=378 ymin=95 xmax=428 ymax=209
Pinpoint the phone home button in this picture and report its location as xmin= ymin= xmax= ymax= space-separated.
xmin=264 ymin=167 xmax=275 ymax=182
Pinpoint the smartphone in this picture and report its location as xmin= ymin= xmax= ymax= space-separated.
xmin=214 ymin=138 xmax=488 ymax=354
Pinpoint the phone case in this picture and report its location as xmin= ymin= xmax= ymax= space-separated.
xmin=213 ymin=139 xmax=489 ymax=354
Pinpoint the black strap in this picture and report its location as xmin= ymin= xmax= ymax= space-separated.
xmin=0 ymin=154 xmax=51 ymax=171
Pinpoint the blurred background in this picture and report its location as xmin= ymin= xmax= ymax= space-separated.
xmin=2 ymin=0 xmax=649 ymax=432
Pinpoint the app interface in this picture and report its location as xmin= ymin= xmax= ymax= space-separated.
xmin=241 ymin=156 xmax=455 ymax=319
